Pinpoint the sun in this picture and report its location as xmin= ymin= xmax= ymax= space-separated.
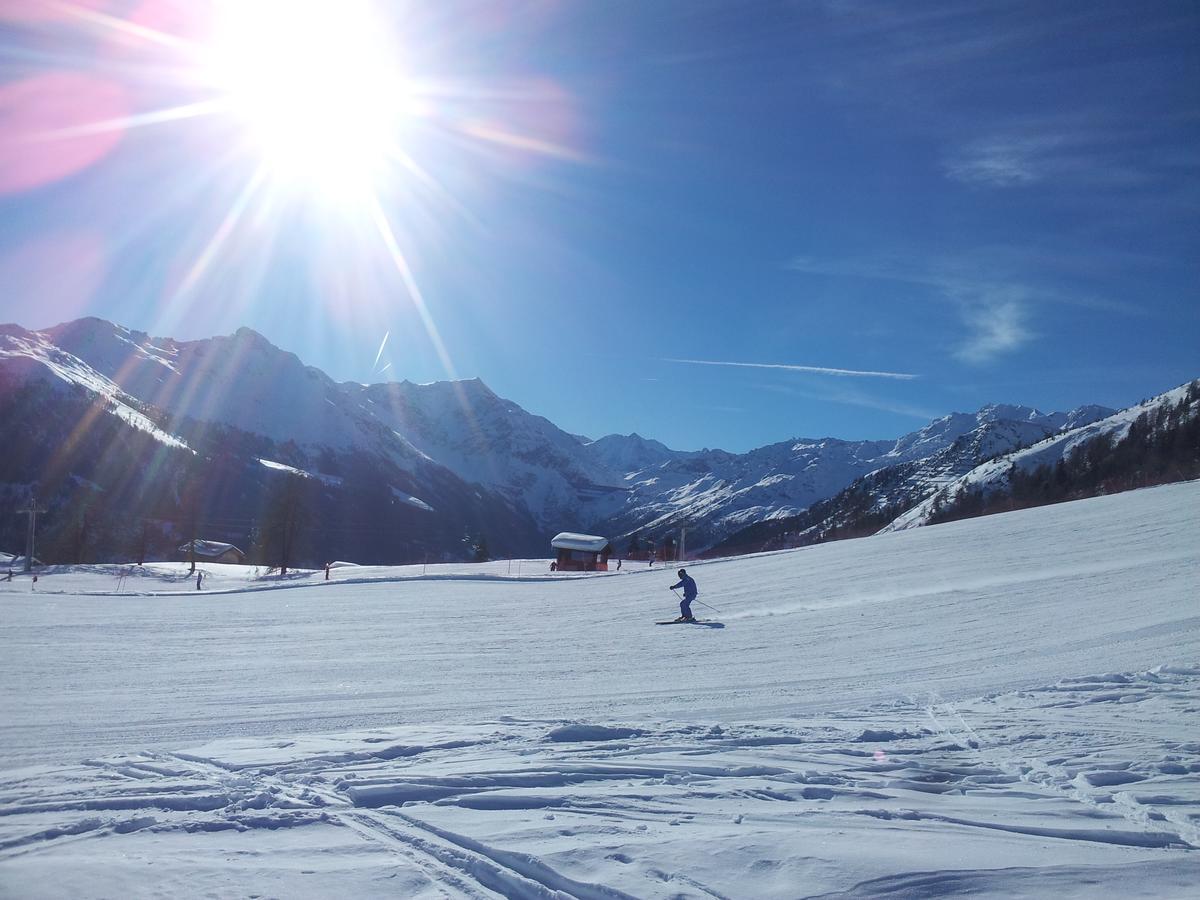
xmin=206 ymin=0 xmax=408 ymax=202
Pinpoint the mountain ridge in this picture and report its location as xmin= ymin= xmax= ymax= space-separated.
xmin=6 ymin=316 xmax=1173 ymax=563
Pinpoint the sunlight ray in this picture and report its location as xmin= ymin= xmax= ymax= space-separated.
xmin=457 ymin=121 xmax=590 ymax=164
xmin=25 ymin=98 xmax=228 ymax=142
xmin=47 ymin=0 xmax=197 ymax=52
xmin=389 ymin=148 xmax=483 ymax=231
xmin=370 ymin=198 xmax=459 ymax=382
xmin=106 ymin=143 xmax=247 ymax=251
xmin=173 ymin=164 xmax=269 ymax=304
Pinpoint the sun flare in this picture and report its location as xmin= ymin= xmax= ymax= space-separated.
xmin=2 ymin=0 xmax=588 ymax=370
xmin=207 ymin=0 xmax=408 ymax=201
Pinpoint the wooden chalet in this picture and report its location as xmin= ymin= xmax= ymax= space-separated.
xmin=177 ymin=540 xmax=246 ymax=565
xmin=551 ymin=532 xmax=612 ymax=572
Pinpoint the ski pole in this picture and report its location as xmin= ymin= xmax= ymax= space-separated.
xmin=671 ymin=587 xmax=721 ymax=614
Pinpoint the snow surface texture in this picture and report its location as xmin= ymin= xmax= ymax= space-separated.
xmin=1 ymin=483 xmax=1198 ymax=897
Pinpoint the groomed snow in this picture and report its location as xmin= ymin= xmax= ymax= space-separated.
xmin=1 ymin=482 xmax=1198 ymax=897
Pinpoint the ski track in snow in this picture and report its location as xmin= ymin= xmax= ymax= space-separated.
xmin=1 ymin=669 xmax=1198 ymax=897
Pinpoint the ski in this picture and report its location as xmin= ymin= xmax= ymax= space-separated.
xmin=656 ymin=618 xmax=725 ymax=628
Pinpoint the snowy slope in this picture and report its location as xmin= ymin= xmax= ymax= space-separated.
xmin=705 ymin=401 xmax=1122 ymax=555
xmin=1 ymin=482 xmax=1197 ymax=897
xmin=1 ymin=320 xmax=549 ymax=560
xmin=581 ymin=432 xmax=681 ymax=473
xmin=594 ymin=404 xmax=1113 ymax=552
xmin=863 ymin=416 xmax=1093 ymax=514
xmin=883 ymin=382 xmax=1197 ymax=532
xmin=10 ymin=318 xmax=624 ymax=528
xmin=43 ymin=318 xmax=431 ymax=466
xmin=0 ymin=325 xmax=189 ymax=451
xmin=590 ymin=436 xmax=893 ymax=549
xmin=354 ymin=378 xmax=625 ymax=522
xmin=45 ymin=317 xmax=623 ymax=506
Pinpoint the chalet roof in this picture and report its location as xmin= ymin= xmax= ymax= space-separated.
xmin=550 ymin=532 xmax=610 ymax=552
xmin=178 ymin=540 xmax=244 ymax=559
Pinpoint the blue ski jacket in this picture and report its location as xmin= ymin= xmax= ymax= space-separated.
xmin=671 ymin=573 xmax=697 ymax=599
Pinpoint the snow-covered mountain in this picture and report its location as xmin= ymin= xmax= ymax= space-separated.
xmin=1 ymin=316 xmax=1161 ymax=561
xmin=882 ymin=381 xmax=1200 ymax=532
xmin=868 ymin=410 xmax=1108 ymax=511
xmin=708 ymin=380 xmax=1194 ymax=556
xmin=0 ymin=319 xmax=547 ymax=561
xmin=351 ymin=378 xmax=625 ymax=524
xmin=581 ymin=432 xmax=682 ymax=474
xmin=591 ymin=436 xmax=892 ymax=549
xmin=11 ymin=318 xmax=627 ymax=523
xmin=0 ymin=323 xmax=189 ymax=451
xmin=588 ymin=403 xmax=1115 ymax=552
xmin=38 ymin=319 xmax=431 ymax=467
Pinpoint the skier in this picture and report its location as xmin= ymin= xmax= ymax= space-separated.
xmin=670 ymin=568 xmax=698 ymax=622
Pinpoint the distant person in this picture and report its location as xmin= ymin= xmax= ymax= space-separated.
xmin=550 ymin=561 xmax=557 ymax=572
xmin=648 ymin=551 xmax=655 ymax=568
xmin=616 ymin=559 xmax=621 ymax=571
xmin=325 ymin=562 xmax=331 ymax=581
xmin=196 ymin=572 xmax=203 ymax=590
xmin=670 ymin=568 xmax=698 ymax=622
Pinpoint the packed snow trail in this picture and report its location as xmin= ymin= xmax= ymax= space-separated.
xmin=0 ymin=481 xmax=1197 ymax=896
xmin=2 ymin=482 xmax=1195 ymax=768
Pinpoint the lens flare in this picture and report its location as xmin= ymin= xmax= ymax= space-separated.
xmin=206 ymin=0 xmax=409 ymax=202
xmin=2 ymin=0 xmax=588 ymax=393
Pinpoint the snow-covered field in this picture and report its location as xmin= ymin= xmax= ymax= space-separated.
xmin=2 ymin=482 xmax=1198 ymax=898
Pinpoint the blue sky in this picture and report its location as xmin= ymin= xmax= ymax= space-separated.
xmin=1 ymin=0 xmax=1197 ymax=452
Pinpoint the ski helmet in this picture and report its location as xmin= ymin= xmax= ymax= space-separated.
xmin=677 ymin=568 xmax=686 ymax=576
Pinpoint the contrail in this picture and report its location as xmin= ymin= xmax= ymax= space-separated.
xmin=372 ymin=331 xmax=390 ymax=371
xmin=663 ymin=358 xmax=918 ymax=380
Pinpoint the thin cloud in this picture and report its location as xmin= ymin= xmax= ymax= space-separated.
xmin=664 ymin=358 xmax=919 ymax=380
xmin=785 ymin=253 xmax=1084 ymax=363
xmin=788 ymin=251 xmax=1140 ymax=315
xmin=757 ymin=382 xmax=939 ymax=421
xmin=944 ymin=135 xmax=1048 ymax=187
xmin=941 ymin=105 xmax=1196 ymax=194
xmin=943 ymin=127 xmax=1157 ymax=191
xmin=954 ymin=298 xmax=1033 ymax=364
